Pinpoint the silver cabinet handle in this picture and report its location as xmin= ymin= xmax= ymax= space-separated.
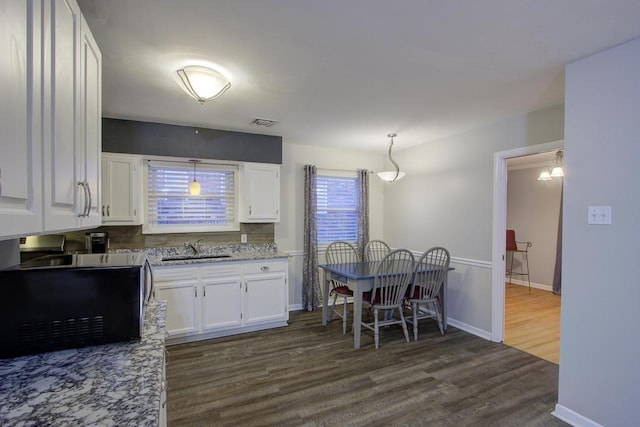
xmin=107 ymin=205 xmax=110 ymax=216
xmin=102 ymin=205 xmax=105 ymax=216
xmin=77 ymin=182 xmax=87 ymax=217
xmin=84 ymin=181 xmax=92 ymax=217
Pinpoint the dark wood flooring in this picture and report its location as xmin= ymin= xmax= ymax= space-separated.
xmin=166 ymin=310 xmax=566 ymax=426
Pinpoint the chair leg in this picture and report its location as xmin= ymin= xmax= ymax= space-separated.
xmin=508 ymin=252 xmax=514 ymax=284
xmin=412 ymin=302 xmax=419 ymax=341
xmin=342 ymin=296 xmax=348 ymax=335
xmin=524 ymin=252 xmax=531 ymax=291
xmin=330 ymin=292 xmax=338 ymax=321
xmin=373 ymin=308 xmax=380 ymax=349
xmin=399 ymin=308 xmax=410 ymax=343
xmin=433 ymin=301 xmax=444 ymax=335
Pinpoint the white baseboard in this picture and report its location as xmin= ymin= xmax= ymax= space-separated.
xmin=507 ymin=278 xmax=553 ymax=292
xmin=289 ymin=303 xmax=303 ymax=311
xmin=447 ymin=317 xmax=492 ymax=341
xmin=552 ymin=404 xmax=603 ymax=427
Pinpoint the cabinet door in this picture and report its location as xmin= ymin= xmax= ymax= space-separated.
xmin=244 ymin=274 xmax=287 ymax=325
xmin=202 ymin=278 xmax=243 ymax=331
xmin=0 ymin=0 xmax=43 ymax=238
xmin=240 ymin=163 xmax=280 ymax=222
xmin=43 ymin=0 xmax=82 ymax=231
xmin=102 ymin=154 xmax=139 ymax=224
xmin=155 ymin=281 xmax=200 ymax=337
xmin=78 ymin=15 xmax=101 ymax=227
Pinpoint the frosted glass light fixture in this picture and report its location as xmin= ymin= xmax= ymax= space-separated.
xmin=176 ymin=65 xmax=231 ymax=104
xmin=189 ymin=160 xmax=201 ymax=195
xmin=377 ymin=133 xmax=406 ymax=182
xmin=537 ymin=150 xmax=564 ymax=181
xmin=550 ymin=150 xmax=564 ymax=177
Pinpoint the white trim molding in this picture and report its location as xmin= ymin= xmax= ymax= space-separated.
xmin=447 ymin=318 xmax=492 ymax=341
xmin=552 ymin=404 xmax=604 ymax=427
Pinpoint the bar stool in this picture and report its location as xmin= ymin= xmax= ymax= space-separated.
xmin=506 ymin=229 xmax=532 ymax=290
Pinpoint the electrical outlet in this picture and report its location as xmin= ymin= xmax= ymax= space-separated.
xmin=588 ymin=205 xmax=612 ymax=225
xmin=241 ymin=233 xmax=247 ymax=243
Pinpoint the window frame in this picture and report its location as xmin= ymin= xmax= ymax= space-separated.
xmin=316 ymin=170 xmax=359 ymax=246
xmin=142 ymin=158 xmax=239 ymax=234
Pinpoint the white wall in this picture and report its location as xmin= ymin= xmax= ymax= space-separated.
xmin=507 ymin=166 xmax=562 ymax=288
xmin=275 ymin=142 xmax=385 ymax=308
xmin=555 ymin=37 xmax=640 ymax=426
xmin=384 ymin=104 xmax=564 ymax=334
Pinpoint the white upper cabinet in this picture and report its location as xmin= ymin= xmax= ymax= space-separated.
xmin=78 ymin=14 xmax=102 ymax=227
xmin=0 ymin=1 xmax=43 ymax=239
xmin=1 ymin=0 xmax=102 ymax=240
xmin=102 ymin=153 xmax=141 ymax=224
xmin=43 ymin=0 xmax=102 ymax=232
xmin=239 ymin=163 xmax=280 ymax=223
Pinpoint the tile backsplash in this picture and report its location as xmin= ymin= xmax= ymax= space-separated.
xmin=63 ymin=223 xmax=274 ymax=252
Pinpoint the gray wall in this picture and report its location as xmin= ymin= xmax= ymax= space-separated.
xmin=557 ymin=36 xmax=640 ymax=425
xmin=102 ymin=118 xmax=282 ymax=164
xmin=507 ymin=166 xmax=562 ymax=287
xmin=383 ymin=104 xmax=564 ymax=334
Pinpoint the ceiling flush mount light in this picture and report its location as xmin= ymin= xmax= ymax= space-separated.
xmin=176 ymin=65 xmax=231 ymax=104
xmin=377 ymin=133 xmax=406 ymax=182
xmin=537 ymin=150 xmax=564 ymax=181
xmin=189 ymin=160 xmax=201 ymax=195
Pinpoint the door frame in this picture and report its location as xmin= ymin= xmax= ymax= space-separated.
xmin=491 ymin=139 xmax=564 ymax=342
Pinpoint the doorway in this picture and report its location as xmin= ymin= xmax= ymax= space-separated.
xmin=491 ymin=140 xmax=563 ymax=346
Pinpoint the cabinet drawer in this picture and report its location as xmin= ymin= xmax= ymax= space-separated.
xmin=242 ymin=260 xmax=286 ymax=275
xmin=202 ymin=263 xmax=241 ymax=278
xmin=153 ymin=267 xmax=199 ymax=282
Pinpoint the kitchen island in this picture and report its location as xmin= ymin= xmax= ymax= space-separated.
xmin=0 ymin=301 xmax=167 ymax=426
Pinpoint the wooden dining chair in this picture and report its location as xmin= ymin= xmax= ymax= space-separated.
xmin=364 ymin=240 xmax=391 ymax=261
xmin=406 ymin=247 xmax=450 ymax=340
xmin=361 ymin=249 xmax=415 ymax=349
xmin=325 ymin=241 xmax=359 ymax=334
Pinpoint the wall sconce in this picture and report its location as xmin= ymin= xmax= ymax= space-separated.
xmin=176 ymin=65 xmax=231 ymax=104
xmin=189 ymin=160 xmax=201 ymax=195
xmin=377 ymin=133 xmax=406 ymax=182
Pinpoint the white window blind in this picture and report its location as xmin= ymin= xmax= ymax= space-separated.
xmin=146 ymin=161 xmax=237 ymax=233
xmin=316 ymin=174 xmax=358 ymax=244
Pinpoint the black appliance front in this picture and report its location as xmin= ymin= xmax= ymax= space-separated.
xmin=0 ymin=262 xmax=145 ymax=359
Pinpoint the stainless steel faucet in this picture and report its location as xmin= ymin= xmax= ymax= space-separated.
xmin=185 ymin=239 xmax=204 ymax=255
xmin=184 ymin=241 xmax=199 ymax=255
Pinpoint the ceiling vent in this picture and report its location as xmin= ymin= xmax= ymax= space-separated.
xmin=250 ymin=118 xmax=278 ymax=127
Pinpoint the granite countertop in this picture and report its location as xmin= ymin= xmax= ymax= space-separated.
xmin=116 ymin=243 xmax=289 ymax=267
xmin=0 ymin=301 xmax=167 ymax=427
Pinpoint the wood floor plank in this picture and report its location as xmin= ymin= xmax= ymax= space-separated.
xmin=166 ymin=309 xmax=566 ymax=426
xmin=504 ymin=283 xmax=561 ymax=364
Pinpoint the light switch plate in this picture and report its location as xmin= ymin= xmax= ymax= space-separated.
xmin=588 ymin=205 xmax=612 ymax=225
xmin=241 ymin=233 xmax=247 ymax=243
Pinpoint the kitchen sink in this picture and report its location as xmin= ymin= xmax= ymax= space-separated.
xmin=161 ymin=254 xmax=232 ymax=262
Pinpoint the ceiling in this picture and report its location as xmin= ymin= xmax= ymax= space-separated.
xmin=77 ymin=0 xmax=640 ymax=153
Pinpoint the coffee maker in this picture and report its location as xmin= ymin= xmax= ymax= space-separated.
xmin=85 ymin=232 xmax=108 ymax=253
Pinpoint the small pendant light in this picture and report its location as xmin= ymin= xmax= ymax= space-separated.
xmin=189 ymin=160 xmax=201 ymax=195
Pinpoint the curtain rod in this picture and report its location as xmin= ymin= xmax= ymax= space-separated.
xmin=146 ymin=158 xmax=235 ymax=167
xmin=313 ymin=166 xmax=374 ymax=174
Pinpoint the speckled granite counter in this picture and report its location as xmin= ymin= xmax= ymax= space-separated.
xmin=116 ymin=243 xmax=289 ymax=267
xmin=0 ymin=301 xmax=167 ymax=427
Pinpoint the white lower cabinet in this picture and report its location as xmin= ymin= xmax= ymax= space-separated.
xmin=154 ymin=259 xmax=288 ymax=343
xmin=153 ymin=268 xmax=200 ymax=338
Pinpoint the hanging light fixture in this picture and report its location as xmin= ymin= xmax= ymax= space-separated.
xmin=189 ymin=160 xmax=201 ymax=195
xmin=377 ymin=133 xmax=406 ymax=182
xmin=550 ymin=150 xmax=564 ymax=177
xmin=176 ymin=65 xmax=231 ymax=104
xmin=537 ymin=150 xmax=564 ymax=181
xmin=537 ymin=169 xmax=552 ymax=181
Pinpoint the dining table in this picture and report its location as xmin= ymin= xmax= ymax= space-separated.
xmin=319 ymin=260 xmax=453 ymax=349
